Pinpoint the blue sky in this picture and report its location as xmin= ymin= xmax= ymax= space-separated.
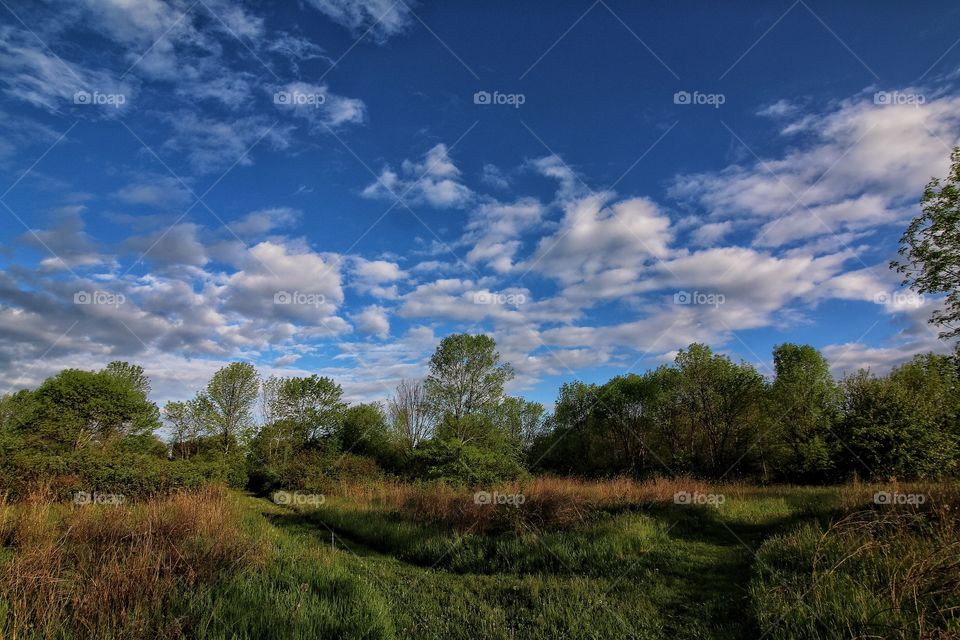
xmin=1 ymin=0 xmax=959 ymax=407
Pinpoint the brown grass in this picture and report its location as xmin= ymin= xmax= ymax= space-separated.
xmin=321 ymin=476 xmax=727 ymax=533
xmin=0 ymin=485 xmax=265 ymax=640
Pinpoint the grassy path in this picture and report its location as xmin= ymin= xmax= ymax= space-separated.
xmin=250 ymin=490 xmax=837 ymax=639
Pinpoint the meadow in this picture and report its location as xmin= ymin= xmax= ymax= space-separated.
xmin=2 ymin=478 xmax=957 ymax=639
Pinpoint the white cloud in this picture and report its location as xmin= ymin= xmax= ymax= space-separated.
xmin=353 ymin=305 xmax=390 ymax=338
xmin=305 ymin=0 xmax=414 ymax=43
xmin=524 ymin=194 xmax=673 ymax=284
xmin=362 ymin=143 xmax=473 ymax=208
xmin=672 ymin=92 xmax=960 ymax=248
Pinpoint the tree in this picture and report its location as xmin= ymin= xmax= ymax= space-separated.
xmin=339 ymin=402 xmax=394 ymax=462
xmin=273 ymin=375 xmax=346 ymax=444
xmin=497 ymin=396 xmax=545 ymax=451
xmin=892 ymin=146 xmax=960 ymax=341
xmin=388 ymin=379 xmax=433 ymax=449
xmin=103 ymin=361 xmax=151 ymax=398
xmin=664 ymin=344 xmax=766 ymax=478
xmin=529 ymin=381 xmax=600 ymax=475
xmin=205 ymin=362 xmax=259 ymax=454
xmin=767 ymin=344 xmax=840 ymax=482
xmin=163 ymin=394 xmax=212 ymax=459
xmin=425 ymin=334 xmax=514 ymax=427
xmin=594 ymin=374 xmax=664 ymax=478
xmin=25 ymin=369 xmax=160 ymax=451
xmin=835 ymin=362 xmax=958 ymax=480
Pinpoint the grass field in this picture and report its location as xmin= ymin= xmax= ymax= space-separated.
xmin=1 ymin=479 xmax=958 ymax=639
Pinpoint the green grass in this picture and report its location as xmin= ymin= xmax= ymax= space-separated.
xmin=230 ymin=487 xmax=842 ymax=639
xmin=3 ymin=484 xmax=955 ymax=639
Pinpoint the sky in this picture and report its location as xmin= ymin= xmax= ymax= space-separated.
xmin=1 ymin=0 xmax=959 ymax=409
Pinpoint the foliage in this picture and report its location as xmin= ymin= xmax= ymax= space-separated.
xmin=892 ymin=146 xmax=960 ymax=341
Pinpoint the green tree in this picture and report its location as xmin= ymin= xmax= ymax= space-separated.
xmin=767 ymin=344 xmax=840 ymax=482
xmin=205 ymin=362 xmax=259 ymax=454
xmin=25 ymin=369 xmax=160 ymax=451
xmin=103 ymin=361 xmax=151 ymax=398
xmin=594 ymin=374 xmax=665 ymax=478
xmin=339 ymin=402 xmax=395 ymax=462
xmin=835 ymin=361 xmax=958 ymax=480
xmin=418 ymin=334 xmax=523 ymax=483
xmin=529 ymin=381 xmax=599 ymax=475
xmin=892 ymin=147 xmax=960 ymax=341
xmin=274 ymin=375 xmax=346 ymax=444
xmin=163 ymin=394 xmax=212 ymax=459
xmin=663 ymin=344 xmax=766 ymax=477
xmin=425 ymin=334 xmax=514 ymax=426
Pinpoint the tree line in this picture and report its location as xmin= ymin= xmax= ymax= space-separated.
xmin=1 ymin=334 xmax=958 ymax=498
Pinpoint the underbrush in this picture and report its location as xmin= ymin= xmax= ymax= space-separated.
xmin=0 ymin=486 xmax=262 ymax=639
xmin=750 ymin=482 xmax=960 ymax=639
xmin=0 ymin=486 xmax=396 ymax=639
xmin=320 ymin=476 xmax=729 ymax=533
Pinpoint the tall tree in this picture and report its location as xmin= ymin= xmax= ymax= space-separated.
xmin=273 ymin=375 xmax=346 ymax=444
xmin=892 ymin=146 xmax=960 ymax=341
xmin=425 ymin=333 xmax=514 ymax=424
xmin=388 ymin=378 xmax=433 ymax=448
xmin=666 ymin=344 xmax=766 ymax=477
xmin=103 ymin=361 xmax=151 ymax=398
xmin=768 ymin=344 xmax=840 ymax=481
xmin=163 ymin=394 xmax=212 ymax=459
xmin=205 ymin=362 xmax=259 ymax=453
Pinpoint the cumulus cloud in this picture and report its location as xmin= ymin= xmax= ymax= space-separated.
xmin=353 ymin=305 xmax=390 ymax=338
xmin=524 ymin=194 xmax=673 ymax=284
xmin=362 ymin=143 xmax=473 ymax=208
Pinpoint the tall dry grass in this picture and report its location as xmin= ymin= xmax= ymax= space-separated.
xmin=0 ymin=485 xmax=266 ymax=640
xmin=320 ymin=476 xmax=725 ymax=533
